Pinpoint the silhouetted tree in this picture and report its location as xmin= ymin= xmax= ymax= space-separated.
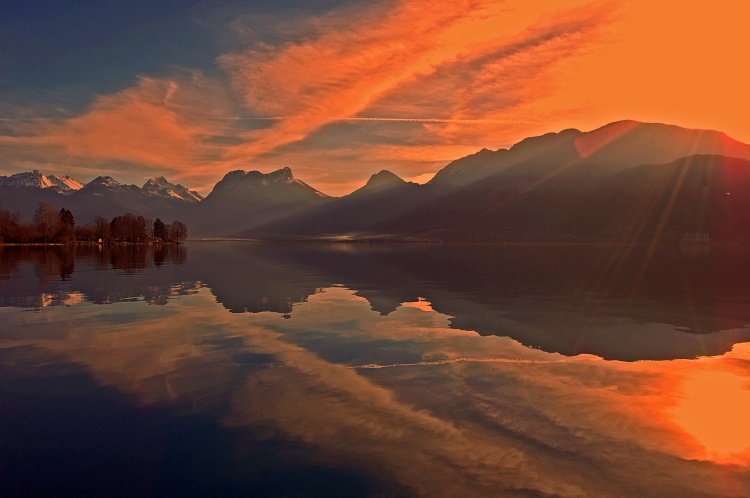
xmin=110 ymin=215 xmax=126 ymax=242
xmin=0 ymin=207 xmax=23 ymax=243
xmin=75 ymin=223 xmax=96 ymax=242
xmin=58 ymin=208 xmax=75 ymax=242
xmin=33 ymin=202 xmax=60 ymax=244
xmin=108 ymin=213 xmax=149 ymax=243
xmin=169 ymin=220 xmax=188 ymax=244
xmin=144 ymin=217 xmax=153 ymax=241
xmin=153 ymin=218 xmax=168 ymax=242
xmin=92 ymin=216 xmax=110 ymax=242
xmin=133 ymin=215 xmax=147 ymax=243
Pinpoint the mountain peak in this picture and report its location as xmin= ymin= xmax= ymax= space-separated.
xmin=142 ymin=176 xmax=203 ymax=203
xmin=573 ymin=120 xmax=750 ymax=164
xmin=86 ymin=176 xmax=121 ymax=188
xmin=0 ymin=170 xmax=83 ymax=192
xmin=206 ymin=167 xmax=328 ymax=202
xmin=366 ymin=170 xmax=405 ymax=188
xmin=349 ymin=170 xmax=409 ymax=197
xmin=144 ymin=176 xmax=169 ymax=187
xmin=507 ymin=127 xmax=582 ymax=155
xmin=267 ymin=167 xmax=294 ymax=182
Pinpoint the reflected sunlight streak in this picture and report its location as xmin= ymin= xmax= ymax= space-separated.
xmin=672 ymin=370 xmax=750 ymax=464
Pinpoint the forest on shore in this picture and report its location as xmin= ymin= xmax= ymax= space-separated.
xmin=0 ymin=202 xmax=187 ymax=245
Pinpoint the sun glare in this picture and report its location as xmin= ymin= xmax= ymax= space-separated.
xmin=672 ymin=370 xmax=750 ymax=463
xmin=401 ymin=297 xmax=435 ymax=312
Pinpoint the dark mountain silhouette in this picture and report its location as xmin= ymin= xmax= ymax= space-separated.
xmin=381 ymin=154 xmax=750 ymax=242
xmin=567 ymin=154 xmax=750 ymax=243
xmin=191 ymin=167 xmax=330 ymax=236
xmin=242 ymin=170 xmax=427 ymax=238
xmin=350 ymin=170 xmax=411 ymax=196
xmin=242 ymin=122 xmax=750 ymax=242
xmin=429 ymin=120 xmax=750 ymax=190
xmin=3 ymin=120 xmax=750 ymax=241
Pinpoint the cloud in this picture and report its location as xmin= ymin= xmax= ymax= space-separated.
xmin=219 ymin=1 xmax=616 ymax=166
xmin=0 ymin=74 xmax=239 ymax=189
xmin=0 ymin=0 xmax=618 ymax=196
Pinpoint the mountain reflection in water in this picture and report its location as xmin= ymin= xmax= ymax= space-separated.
xmin=0 ymin=242 xmax=749 ymax=497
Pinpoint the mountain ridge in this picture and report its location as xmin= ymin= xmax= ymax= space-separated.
xmin=4 ymin=120 xmax=750 ymax=241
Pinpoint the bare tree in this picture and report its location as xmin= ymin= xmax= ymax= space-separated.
xmin=168 ymin=220 xmax=188 ymax=244
xmin=33 ymin=202 xmax=60 ymax=244
xmin=92 ymin=216 xmax=110 ymax=242
xmin=0 ymin=207 xmax=22 ymax=243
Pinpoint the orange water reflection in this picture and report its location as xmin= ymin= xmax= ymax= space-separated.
xmin=672 ymin=370 xmax=750 ymax=464
xmin=3 ymin=283 xmax=750 ymax=495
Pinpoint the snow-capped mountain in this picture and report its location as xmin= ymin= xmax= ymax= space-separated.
xmin=0 ymin=171 xmax=203 ymax=224
xmin=0 ymin=170 xmax=83 ymax=193
xmin=143 ymin=177 xmax=203 ymax=203
xmin=83 ymin=176 xmax=124 ymax=190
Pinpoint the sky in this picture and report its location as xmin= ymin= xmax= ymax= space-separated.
xmin=2 ymin=0 xmax=750 ymax=196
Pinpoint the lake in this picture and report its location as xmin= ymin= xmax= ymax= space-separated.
xmin=1 ymin=241 xmax=749 ymax=497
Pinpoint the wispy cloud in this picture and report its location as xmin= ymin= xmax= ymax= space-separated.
xmin=220 ymin=1 xmax=616 ymax=164
xmin=0 ymin=74 xmax=240 ymax=189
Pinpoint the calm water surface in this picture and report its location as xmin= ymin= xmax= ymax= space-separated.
xmin=1 ymin=242 xmax=749 ymax=497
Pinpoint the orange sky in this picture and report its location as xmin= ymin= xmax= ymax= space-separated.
xmin=2 ymin=0 xmax=750 ymax=196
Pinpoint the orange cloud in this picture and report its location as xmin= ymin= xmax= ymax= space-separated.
xmin=219 ymin=0 xmax=615 ymax=168
xmin=53 ymin=78 xmax=207 ymax=166
xmin=6 ymin=0 xmax=746 ymax=198
xmin=0 ymin=75 xmax=238 ymax=190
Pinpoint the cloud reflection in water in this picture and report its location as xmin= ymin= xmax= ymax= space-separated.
xmin=2 ymin=283 xmax=749 ymax=496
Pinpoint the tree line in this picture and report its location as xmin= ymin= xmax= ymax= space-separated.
xmin=0 ymin=202 xmax=187 ymax=244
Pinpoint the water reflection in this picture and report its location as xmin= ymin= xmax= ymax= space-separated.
xmin=0 ymin=244 xmax=194 ymax=309
xmin=0 ymin=243 xmax=750 ymax=497
xmin=1 ymin=276 xmax=749 ymax=496
xmin=672 ymin=366 xmax=750 ymax=463
xmin=3 ymin=242 xmax=750 ymax=360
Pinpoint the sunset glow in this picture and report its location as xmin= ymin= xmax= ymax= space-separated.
xmin=2 ymin=1 xmax=750 ymax=195
xmin=672 ymin=370 xmax=750 ymax=464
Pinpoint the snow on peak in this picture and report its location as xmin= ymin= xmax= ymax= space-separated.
xmin=144 ymin=176 xmax=169 ymax=187
xmin=48 ymin=175 xmax=84 ymax=191
xmin=0 ymin=170 xmax=84 ymax=192
xmin=142 ymin=176 xmax=203 ymax=203
xmin=86 ymin=176 xmax=121 ymax=188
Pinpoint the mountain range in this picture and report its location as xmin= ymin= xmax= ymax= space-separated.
xmin=0 ymin=172 xmax=202 ymax=225
xmin=3 ymin=120 xmax=750 ymax=242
